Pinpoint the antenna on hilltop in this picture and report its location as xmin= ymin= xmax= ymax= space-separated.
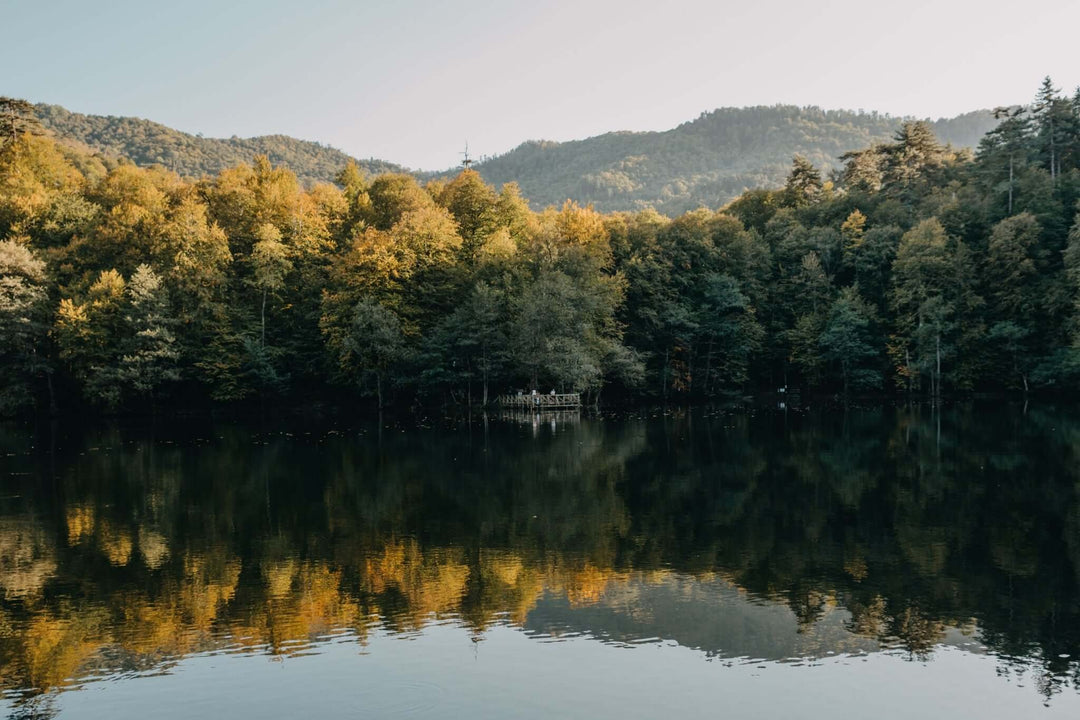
xmin=460 ymin=141 xmax=474 ymax=170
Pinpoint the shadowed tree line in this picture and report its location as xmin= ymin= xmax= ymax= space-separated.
xmin=4 ymin=79 xmax=1080 ymax=414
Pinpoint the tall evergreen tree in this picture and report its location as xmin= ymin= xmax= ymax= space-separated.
xmin=783 ymin=155 xmax=823 ymax=208
xmin=1032 ymin=77 xmax=1068 ymax=183
xmin=0 ymin=98 xmax=42 ymax=145
xmin=977 ymin=107 xmax=1032 ymax=215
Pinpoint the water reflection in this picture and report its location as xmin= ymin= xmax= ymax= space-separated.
xmin=1 ymin=404 xmax=1080 ymax=714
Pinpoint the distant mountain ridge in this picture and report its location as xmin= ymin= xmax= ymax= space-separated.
xmin=467 ymin=106 xmax=999 ymax=214
xmin=33 ymin=103 xmax=410 ymax=186
xmin=33 ymin=102 xmax=998 ymax=215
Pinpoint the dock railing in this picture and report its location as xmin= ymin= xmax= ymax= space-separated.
xmin=497 ymin=393 xmax=581 ymax=409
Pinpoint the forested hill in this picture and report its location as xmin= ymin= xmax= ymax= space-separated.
xmin=33 ymin=102 xmax=997 ymax=215
xmin=3 ymin=77 xmax=1080 ymax=416
xmin=469 ymin=107 xmax=998 ymax=214
xmin=33 ymin=103 xmax=410 ymax=185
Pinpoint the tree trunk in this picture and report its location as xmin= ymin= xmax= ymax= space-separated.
xmin=934 ymin=332 xmax=941 ymax=398
xmin=686 ymin=342 xmax=694 ymax=398
xmin=46 ymin=371 xmax=57 ymax=415
xmin=481 ymin=345 xmax=489 ymax=406
xmin=376 ymin=372 xmax=383 ymax=410
xmin=1050 ymin=118 xmax=1056 ymax=185
xmin=261 ymin=290 xmax=267 ymax=346
xmin=905 ymin=347 xmax=912 ymax=394
xmin=1008 ymin=155 xmax=1014 ymax=215
xmin=661 ymin=347 xmax=669 ymax=401
xmin=703 ymin=339 xmax=714 ymax=397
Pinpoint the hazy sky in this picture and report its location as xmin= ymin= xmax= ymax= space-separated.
xmin=3 ymin=0 xmax=1079 ymax=169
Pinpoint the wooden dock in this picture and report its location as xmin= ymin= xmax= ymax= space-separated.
xmin=497 ymin=393 xmax=582 ymax=409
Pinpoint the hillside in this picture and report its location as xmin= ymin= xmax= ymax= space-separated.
xmin=468 ymin=106 xmax=999 ymax=214
xmin=33 ymin=102 xmax=997 ymax=215
xmin=33 ymin=104 xmax=409 ymax=185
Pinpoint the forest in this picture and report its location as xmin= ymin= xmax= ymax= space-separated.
xmin=2 ymin=78 xmax=1080 ymax=415
xmin=32 ymin=101 xmax=997 ymax=215
xmin=471 ymin=106 xmax=997 ymax=214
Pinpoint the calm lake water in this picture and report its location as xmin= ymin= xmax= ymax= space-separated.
xmin=2 ymin=403 xmax=1080 ymax=719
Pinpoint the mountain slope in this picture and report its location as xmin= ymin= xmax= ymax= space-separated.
xmin=33 ymin=104 xmax=409 ymax=186
xmin=33 ymin=102 xmax=998 ymax=215
xmin=469 ymin=106 xmax=998 ymax=214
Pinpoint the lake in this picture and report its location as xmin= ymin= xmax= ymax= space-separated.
xmin=2 ymin=403 xmax=1079 ymax=718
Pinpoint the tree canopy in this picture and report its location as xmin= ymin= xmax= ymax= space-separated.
xmin=3 ymin=78 xmax=1080 ymax=413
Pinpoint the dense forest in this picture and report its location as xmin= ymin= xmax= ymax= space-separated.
xmin=33 ymin=102 xmax=997 ymax=215
xmin=2 ymin=78 xmax=1080 ymax=415
xmin=469 ymin=106 xmax=998 ymax=214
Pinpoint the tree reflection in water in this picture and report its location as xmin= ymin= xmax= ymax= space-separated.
xmin=1 ymin=403 xmax=1079 ymax=712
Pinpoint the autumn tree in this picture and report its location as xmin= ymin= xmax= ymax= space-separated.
xmin=55 ymin=269 xmax=128 ymax=407
xmin=437 ymin=169 xmax=498 ymax=265
xmin=248 ymin=223 xmax=292 ymax=347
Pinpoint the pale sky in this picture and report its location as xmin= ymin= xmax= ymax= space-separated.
xmin=3 ymin=0 xmax=1078 ymax=170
